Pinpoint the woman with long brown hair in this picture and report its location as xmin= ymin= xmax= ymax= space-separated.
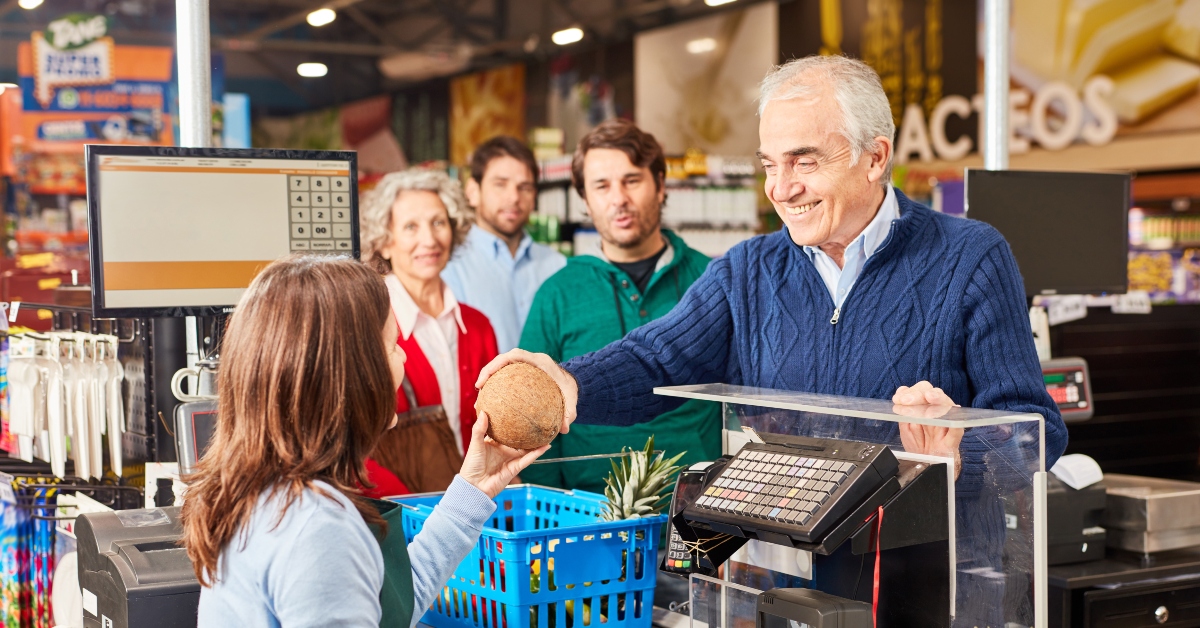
xmin=181 ymin=255 xmax=547 ymax=627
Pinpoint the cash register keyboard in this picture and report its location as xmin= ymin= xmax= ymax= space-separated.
xmin=687 ymin=437 xmax=899 ymax=544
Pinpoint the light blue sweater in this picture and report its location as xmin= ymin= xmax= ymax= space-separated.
xmin=198 ymin=475 xmax=495 ymax=628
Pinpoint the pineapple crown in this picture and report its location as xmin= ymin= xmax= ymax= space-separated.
xmin=599 ymin=436 xmax=686 ymax=522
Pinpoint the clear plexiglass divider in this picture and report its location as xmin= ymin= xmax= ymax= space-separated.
xmin=689 ymin=574 xmax=764 ymax=628
xmin=656 ymin=384 xmax=1048 ymax=628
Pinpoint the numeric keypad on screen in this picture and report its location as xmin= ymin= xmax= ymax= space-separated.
xmin=289 ymin=174 xmax=353 ymax=252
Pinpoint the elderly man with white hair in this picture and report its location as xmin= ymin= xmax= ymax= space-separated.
xmin=482 ymin=54 xmax=1066 ymax=471
xmin=481 ymin=58 xmax=1065 ymax=618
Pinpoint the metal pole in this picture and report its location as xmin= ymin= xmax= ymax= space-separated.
xmin=982 ymin=0 xmax=1009 ymax=170
xmin=176 ymin=0 xmax=213 ymax=148
xmin=175 ymin=0 xmax=212 ymax=393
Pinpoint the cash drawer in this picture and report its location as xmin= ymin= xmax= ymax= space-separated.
xmin=1083 ymin=577 xmax=1200 ymax=627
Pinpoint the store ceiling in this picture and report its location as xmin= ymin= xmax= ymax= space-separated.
xmin=0 ymin=0 xmax=761 ymax=113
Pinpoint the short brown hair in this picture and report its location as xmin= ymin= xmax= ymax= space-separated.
xmin=572 ymin=119 xmax=666 ymax=198
xmin=471 ymin=136 xmax=539 ymax=185
xmin=181 ymin=255 xmax=394 ymax=586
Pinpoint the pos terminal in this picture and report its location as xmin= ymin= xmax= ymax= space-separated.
xmin=668 ymin=431 xmax=951 ymax=626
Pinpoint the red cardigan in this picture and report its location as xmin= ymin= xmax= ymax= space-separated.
xmin=364 ymin=303 xmax=500 ymax=498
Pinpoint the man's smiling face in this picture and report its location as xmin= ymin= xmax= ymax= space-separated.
xmin=758 ymin=82 xmax=889 ymax=252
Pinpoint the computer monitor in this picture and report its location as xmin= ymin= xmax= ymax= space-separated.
xmin=964 ymin=169 xmax=1129 ymax=296
xmin=85 ymin=145 xmax=359 ymax=317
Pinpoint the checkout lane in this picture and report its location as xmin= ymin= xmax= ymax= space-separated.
xmin=58 ymin=35 xmax=1193 ymax=628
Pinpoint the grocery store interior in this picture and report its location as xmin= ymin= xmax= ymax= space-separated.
xmin=2 ymin=0 xmax=1200 ymax=626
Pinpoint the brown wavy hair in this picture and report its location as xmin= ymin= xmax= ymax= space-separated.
xmin=181 ymin=255 xmax=395 ymax=586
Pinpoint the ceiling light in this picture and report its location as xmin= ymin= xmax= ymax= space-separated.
xmin=297 ymin=62 xmax=328 ymax=77
xmin=307 ymin=8 xmax=336 ymax=27
xmin=704 ymin=0 xmax=737 ymax=5
xmin=551 ymin=27 xmax=584 ymax=46
xmin=18 ymin=0 xmax=44 ymax=9
xmin=687 ymin=38 xmax=717 ymax=54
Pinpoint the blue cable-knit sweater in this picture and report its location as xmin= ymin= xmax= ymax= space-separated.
xmin=564 ymin=189 xmax=1067 ymax=485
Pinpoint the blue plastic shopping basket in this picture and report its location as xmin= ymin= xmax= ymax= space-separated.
xmin=392 ymin=485 xmax=667 ymax=628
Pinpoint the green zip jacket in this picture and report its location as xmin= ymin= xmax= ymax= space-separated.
xmin=518 ymin=229 xmax=722 ymax=495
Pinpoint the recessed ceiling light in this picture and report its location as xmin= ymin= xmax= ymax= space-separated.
xmin=705 ymin=0 xmax=737 ymax=6
xmin=307 ymin=8 xmax=336 ymax=27
xmin=552 ymin=27 xmax=584 ymax=46
xmin=18 ymin=0 xmax=44 ymax=9
xmin=687 ymin=38 xmax=717 ymax=54
xmin=297 ymin=62 xmax=328 ymax=77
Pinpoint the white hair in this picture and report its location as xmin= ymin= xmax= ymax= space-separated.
xmin=758 ymin=56 xmax=895 ymax=179
xmin=359 ymin=168 xmax=473 ymax=274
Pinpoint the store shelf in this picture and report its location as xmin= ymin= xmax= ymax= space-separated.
xmin=29 ymin=185 xmax=87 ymax=196
xmin=14 ymin=230 xmax=89 ymax=247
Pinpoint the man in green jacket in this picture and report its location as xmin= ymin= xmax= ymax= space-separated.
xmin=518 ymin=119 xmax=722 ymax=494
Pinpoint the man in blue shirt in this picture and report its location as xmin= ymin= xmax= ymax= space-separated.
xmin=443 ymin=136 xmax=566 ymax=352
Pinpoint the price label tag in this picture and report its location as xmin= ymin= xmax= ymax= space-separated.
xmin=0 ymin=472 xmax=14 ymax=504
xmin=1046 ymin=295 xmax=1088 ymax=326
xmin=1112 ymin=290 xmax=1152 ymax=315
xmin=16 ymin=252 xmax=54 ymax=269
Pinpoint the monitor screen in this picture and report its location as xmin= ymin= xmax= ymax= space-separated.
xmin=964 ymin=169 xmax=1129 ymax=296
xmin=86 ymin=146 xmax=359 ymax=317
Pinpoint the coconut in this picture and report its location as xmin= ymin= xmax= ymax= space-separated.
xmin=477 ymin=363 xmax=564 ymax=449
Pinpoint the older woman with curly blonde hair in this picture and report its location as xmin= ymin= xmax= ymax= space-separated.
xmin=360 ymin=169 xmax=501 ymax=497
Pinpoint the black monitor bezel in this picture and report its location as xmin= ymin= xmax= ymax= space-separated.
xmin=86 ymin=145 xmax=360 ymax=318
xmin=964 ymin=168 xmax=1130 ymax=297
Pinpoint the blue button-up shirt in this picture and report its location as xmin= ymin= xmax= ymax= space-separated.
xmin=442 ymin=226 xmax=567 ymax=353
xmin=801 ymin=186 xmax=900 ymax=309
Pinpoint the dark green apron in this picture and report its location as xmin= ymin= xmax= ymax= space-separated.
xmin=369 ymin=499 xmax=416 ymax=628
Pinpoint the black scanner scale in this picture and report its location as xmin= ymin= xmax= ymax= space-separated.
xmin=684 ymin=438 xmax=898 ymax=545
xmin=76 ymin=507 xmax=200 ymax=628
xmin=673 ymin=433 xmax=954 ymax=627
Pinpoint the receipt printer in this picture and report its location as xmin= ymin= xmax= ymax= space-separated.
xmin=76 ymin=507 xmax=200 ymax=628
xmin=758 ymin=588 xmax=871 ymax=628
xmin=1047 ymin=474 xmax=1107 ymax=565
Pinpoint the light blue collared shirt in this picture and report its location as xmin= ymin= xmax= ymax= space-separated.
xmin=801 ymin=186 xmax=900 ymax=309
xmin=442 ymin=226 xmax=567 ymax=353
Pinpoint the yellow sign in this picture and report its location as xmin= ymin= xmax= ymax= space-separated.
xmin=17 ymin=252 xmax=55 ymax=269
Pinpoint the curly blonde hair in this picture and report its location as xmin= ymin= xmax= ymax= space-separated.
xmin=359 ymin=168 xmax=473 ymax=274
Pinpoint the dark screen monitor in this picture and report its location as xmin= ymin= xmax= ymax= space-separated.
xmin=964 ymin=169 xmax=1129 ymax=296
xmin=85 ymin=145 xmax=360 ymax=318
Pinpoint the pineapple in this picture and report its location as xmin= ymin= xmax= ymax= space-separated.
xmin=599 ymin=436 xmax=685 ymax=521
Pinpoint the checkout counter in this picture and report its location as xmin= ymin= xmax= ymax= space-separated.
xmin=81 ymin=384 xmax=1200 ymax=628
xmin=649 ymin=384 xmax=1049 ymax=628
xmin=71 ymin=385 xmax=1048 ymax=628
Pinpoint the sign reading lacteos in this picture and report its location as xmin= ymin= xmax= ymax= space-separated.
xmin=815 ymin=0 xmax=1200 ymax=165
xmin=895 ymin=78 xmax=1120 ymax=164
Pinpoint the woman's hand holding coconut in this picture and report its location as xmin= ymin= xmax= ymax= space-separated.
xmin=459 ymin=412 xmax=550 ymax=499
xmin=475 ymin=349 xmax=579 ymax=437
